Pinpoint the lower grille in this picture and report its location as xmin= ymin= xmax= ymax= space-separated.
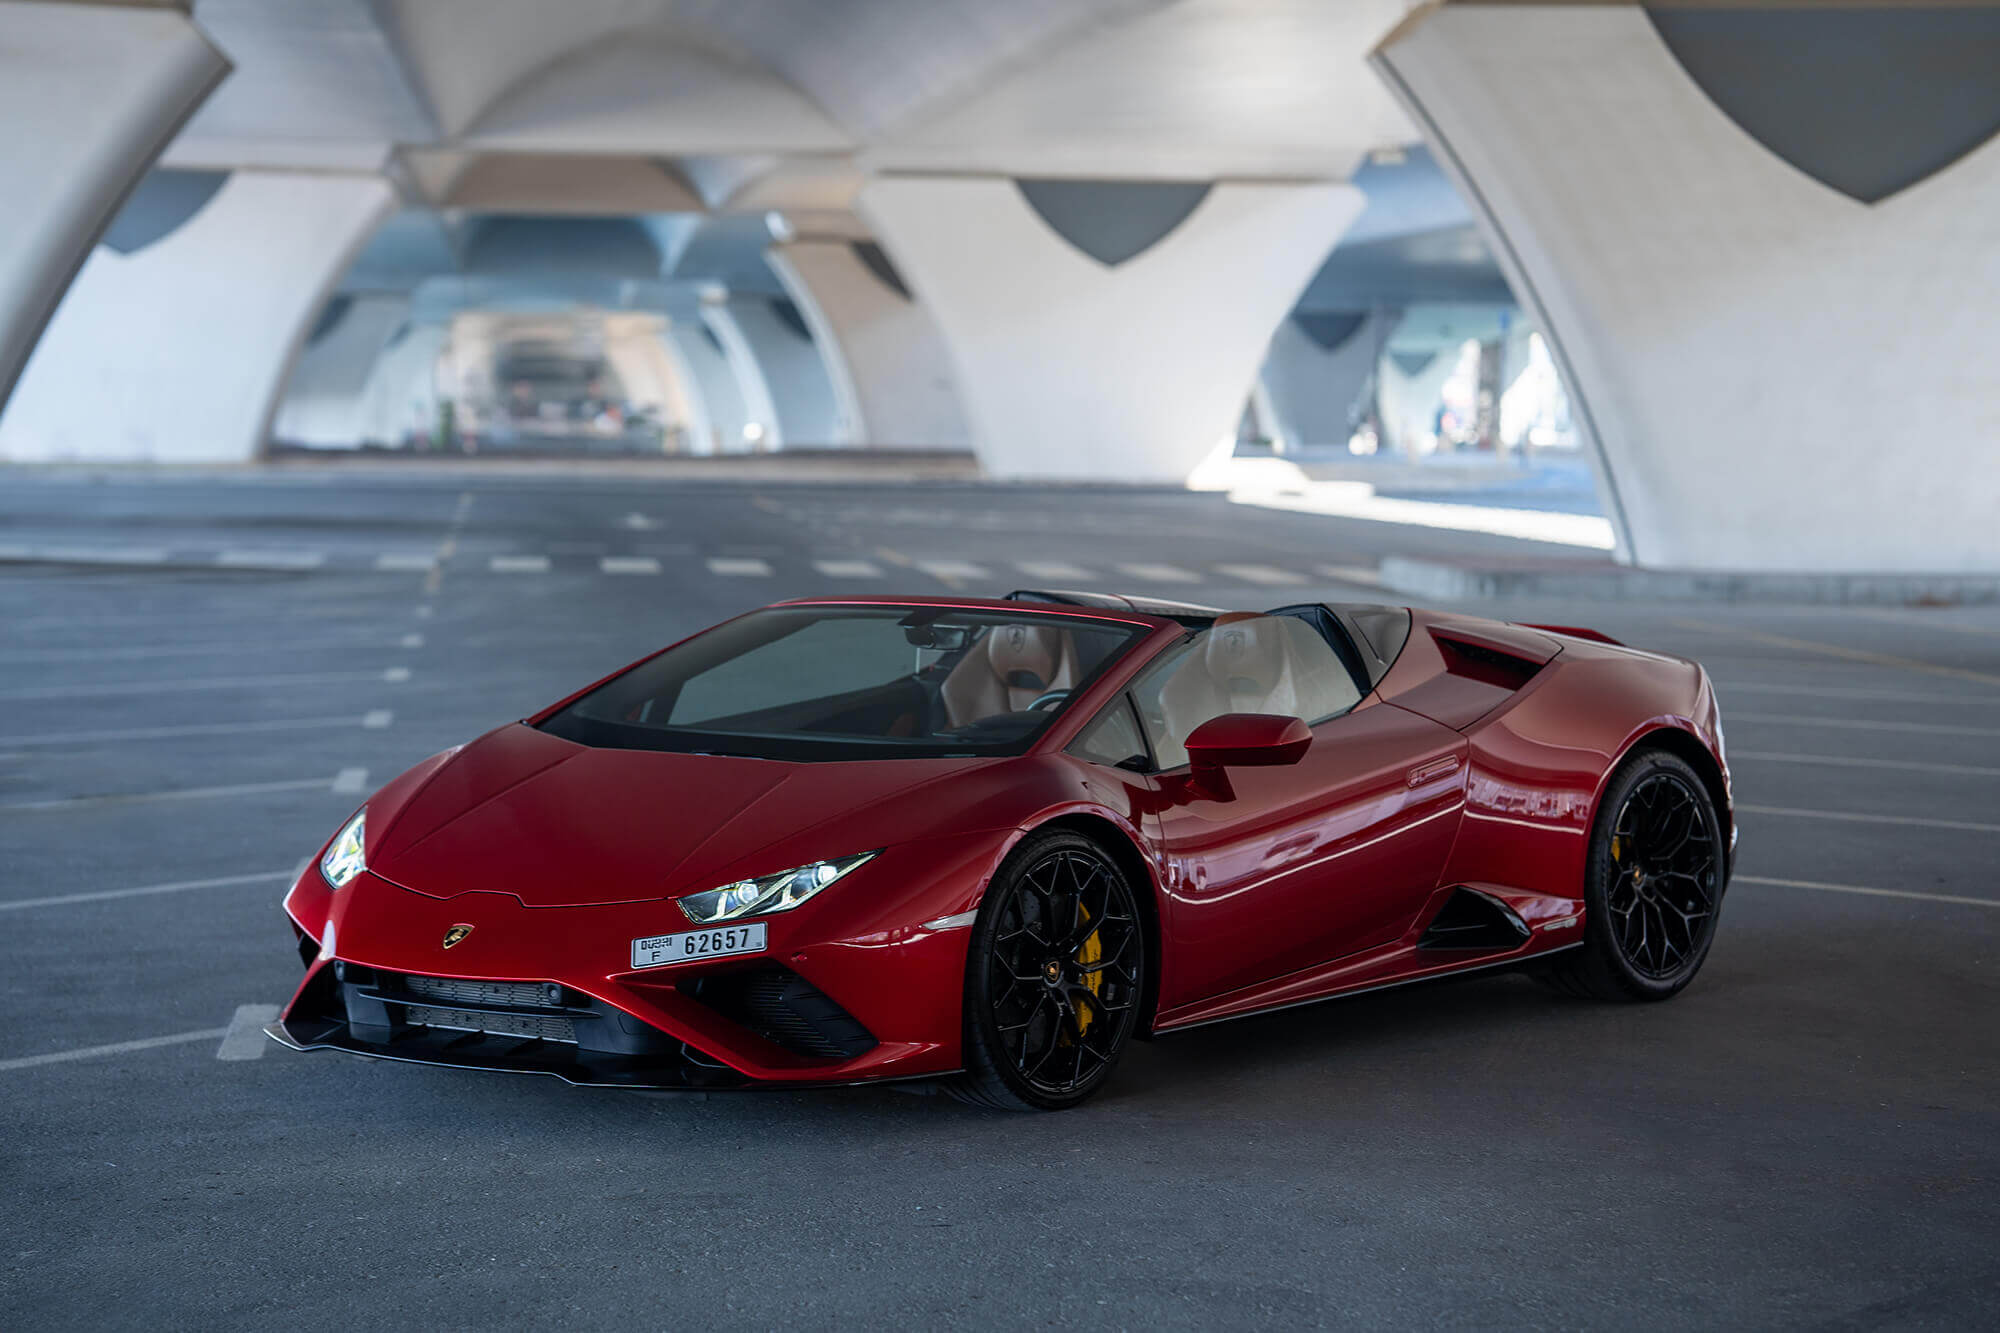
xmin=684 ymin=966 xmax=877 ymax=1060
xmin=402 ymin=1004 xmax=577 ymax=1044
xmin=402 ymin=975 xmax=560 ymax=1008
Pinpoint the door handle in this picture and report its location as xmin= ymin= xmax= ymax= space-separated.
xmin=1407 ymin=755 xmax=1461 ymax=787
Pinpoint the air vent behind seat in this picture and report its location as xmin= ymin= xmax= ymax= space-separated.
xmin=1418 ymin=888 xmax=1533 ymax=951
xmin=1433 ymin=632 xmax=1545 ymax=691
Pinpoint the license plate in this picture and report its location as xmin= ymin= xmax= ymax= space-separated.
xmin=630 ymin=923 xmax=767 ymax=970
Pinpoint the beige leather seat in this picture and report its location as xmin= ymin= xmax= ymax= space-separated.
xmin=940 ymin=623 xmax=1079 ymax=728
xmin=1158 ymin=613 xmax=1359 ymax=755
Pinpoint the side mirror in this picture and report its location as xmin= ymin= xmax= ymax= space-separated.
xmin=1184 ymin=713 xmax=1312 ymax=770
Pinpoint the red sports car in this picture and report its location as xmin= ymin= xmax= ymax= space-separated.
xmin=270 ymin=590 xmax=1734 ymax=1110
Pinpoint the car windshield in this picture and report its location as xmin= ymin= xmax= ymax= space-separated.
xmin=537 ymin=606 xmax=1151 ymax=761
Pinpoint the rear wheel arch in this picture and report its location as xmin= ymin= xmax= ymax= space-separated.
xmin=1618 ymin=725 xmax=1732 ymax=857
xmin=1015 ymin=812 xmax=1164 ymax=1039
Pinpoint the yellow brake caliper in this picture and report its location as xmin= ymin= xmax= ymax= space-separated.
xmin=1072 ymin=905 xmax=1103 ymax=1038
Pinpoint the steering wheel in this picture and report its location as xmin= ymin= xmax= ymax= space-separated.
xmin=1027 ymin=690 xmax=1071 ymax=712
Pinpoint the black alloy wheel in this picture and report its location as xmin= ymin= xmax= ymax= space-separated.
xmin=952 ymin=832 xmax=1145 ymax=1110
xmin=1543 ymin=748 xmax=1726 ymax=1002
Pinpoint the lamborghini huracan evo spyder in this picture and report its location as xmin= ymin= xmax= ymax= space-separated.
xmin=269 ymin=589 xmax=1735 ymax=1110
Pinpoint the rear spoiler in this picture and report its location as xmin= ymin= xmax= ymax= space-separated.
xmin=1520 ymin=623 xmax=1623 ymax=647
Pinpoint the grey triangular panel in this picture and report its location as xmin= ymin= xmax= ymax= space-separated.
xmin=851 ymin=241 xmax=912 ymax=300
xmin=1388 ymin=349 xmax=1437 ymax=379
xmin=1292 ymin=310 xmax=1367 ymax=353
xmin=1648 ymin=6 xmax=2000 ymax=204
xmin=1015 ymin=179 xmax=1213 ymax=266
xmin=100 ymin=170 xmax=229 ymax=255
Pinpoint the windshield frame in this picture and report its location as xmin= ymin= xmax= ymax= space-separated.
xmin=531 ymin=600 xmax=1169 ymax=763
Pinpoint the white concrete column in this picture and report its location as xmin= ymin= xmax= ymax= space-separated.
xmin=667 ymin=320 xmax=748 ymax=455
xmin=1259 ymin=310 xmax=1393 ymax=453
xmin=272 ymin=294 xmax=410 ymax=448
xmin=700 ymin=295 xmax=841 ymax=449
xmin=599 ymin=312 xmax=699 ymax=453
xmin=766 ymin=239 xmax=970 ymax=449
xmin=857 ymin=176 xmax=1362 ymax=481
xmin=352 ymin=322 xmax=446 ymax=448
xmin=1376 ymin=3 xmax=2000 ymax=570
xmin=0 ymin=2 xmax=228 ymax=410
xmin=1375 ymin=346 xmax=1460 ymax=458
xmin=0 ymin=171 xmax=396 ymax=462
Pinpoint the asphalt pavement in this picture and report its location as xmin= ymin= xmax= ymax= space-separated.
xmin=1 ymin=469 xmax=1995 ymax=1328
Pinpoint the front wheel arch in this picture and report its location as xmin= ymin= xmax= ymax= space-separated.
xmin=1016 ymin=812 xmax=1164 ymax=1039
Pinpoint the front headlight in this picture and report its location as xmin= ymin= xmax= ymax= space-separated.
xmin=677 ymin=851 xmax=877 ymax=924
xmin=319 ymin=810 xmax=367 ymax=889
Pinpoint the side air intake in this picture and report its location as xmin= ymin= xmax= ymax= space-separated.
xmin=1418 ymin=888 xmax=1533 ymax=952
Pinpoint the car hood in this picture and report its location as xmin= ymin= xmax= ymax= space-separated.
xmin=369 ymin=723 xmax=988 ymax=907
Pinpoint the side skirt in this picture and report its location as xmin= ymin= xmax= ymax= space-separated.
xmin=1153 ymin=941 xmax=1582 ymax=1035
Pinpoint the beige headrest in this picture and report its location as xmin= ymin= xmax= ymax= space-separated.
xmin=986 ymin=621 xmax=1060 ymax=689
xmin=1204 ymin=614 xmax=1287 ymax=693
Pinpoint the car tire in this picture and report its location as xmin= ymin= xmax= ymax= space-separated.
xmin=949 ymin=831 xmax=1146 ymax=1111
xmin=1542 ymin=747 xmax=1727 ymax=1003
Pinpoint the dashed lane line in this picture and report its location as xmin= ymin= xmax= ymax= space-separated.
xmin=1737 ymin=804 xmax=2000 ymax=834
xmin=813 ymin=559 xmax=885 ymax=579
xmin=0 ymin=1028 xmax=231 ymax=1073
xmin=708 ymin=557 xmax=773 ymax=577
xmin=0 ymin=668 xmax=409 ymax=701
xmin=332 ymin=766 xmax=369 ymax=795
xmin=1215 ymin=563 xmax=1308 ymax=586
xmin=490 ymin=555 xmax=551 ymax=573
xmin=1674 ymin=618 xmax=2000 ymax=688
xmin=0 ymin=713 xmax=390 ymax=748
xmin=1739 ymin=875 xmax=2000 ymax=911
xmin=1728 ymin=712 xmax=2000 ymax=738
xmin=916 ymin=560 xmax=989 ymax=585
xmin=0 ymin=870 xmax=291 ymax=913
xmin=1708 ymin=681 xmax=2000 ymax=708
xmin=216 ymin=549 xmax=326 ymax=571
xmin=601 ymin=556 xmax=662 ymax=575
xmin=1117 ymin=562 xmax=1202 ymax=583
xmin=375 ymin=552 xmax=437 ymax=572
xmin=0 ymin=775 xmax=358 ymax=814
xmin=217 ymin=1005 xmax=281 ymax=1061
xmin=1729 ymin=751 xmax=2000 ymax=778
xmin=1015 ymin=561 xmax=1093 ymax=581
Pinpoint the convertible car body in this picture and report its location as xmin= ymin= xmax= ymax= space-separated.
xmin=271 ymin=590 xmax=1734 ymax=1109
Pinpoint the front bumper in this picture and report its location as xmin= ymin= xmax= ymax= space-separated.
xmin=276 ymin=833 xmax=1006 ymax=1088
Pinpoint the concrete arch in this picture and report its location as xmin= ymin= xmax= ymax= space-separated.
xmin=858 ymin=174 xmax=1362 ymax=480
xmin=460 ymin=26 xmax=851 ymax=155
xmin=1376 ymin=1 xmax=2000 ymax=571
xmin=0 ymin=3 xmax=227 ymax=411
xmin=0 ymin=171 xmax=395 ymax=463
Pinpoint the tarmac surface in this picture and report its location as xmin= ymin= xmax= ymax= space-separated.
xmin=2 ymin=470 xmax=1995 ymax=1328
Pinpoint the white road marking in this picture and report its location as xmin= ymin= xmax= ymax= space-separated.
xmin=383 ymin=666 xmax=410 ymax=682
xmin=414 ymin=605 xmax=435 ymax=619
xmin=813 ymin=559 xmax=885 ymax=579
xmin=216 ymin=549 xmax=325 ymax=570
xmin=362 ymin=709 xmax=392 ymax=729
xmin=1015 ymin=561 xmax=1093 ymax=581
xmin=0 ymin=1027 xmax=231 ymax=1073
xmin=1715 ymin=681 xmax=2000 ymax=707
xmin=1729 ymin=750 xmax=2000 ymax=778
xmin=1738 ymin=875 xmax=2000 ymax=911
xmin=0 ymin=870 xmax=291 ymax=913
xmin=0 ymin=714 xmax=386 ymax=748
xmin=375 ymin=553 xmax=437 ymax=572
xmin=0 ymin=669 xmax=404 ymax=701
xmin=917 ymin=560 xmax=988 ymax=582
xmin=707 ymin=557 xmax=773 ymax=577
xmin=399 ymin=633 xmax=425 ymax=649
xmin=331 ymin=767 xmax=369 ymax=795
xmin=9 ymin=545 xmax=169 ymax=565
xmin=1675 ymin=618 xmax=2000 ymax=688
xmin=1215 ymin=563 xmax=1306 ymax=586
xmin=600 ymin=556 xmax=662 ymax=575
xmin=619 ymin=512 xmax=663 ymax=530
xmin=490 ymin=555 xmax=550 ymax=573
xmin=1316 ymin=564 xmax=1384 ymax=587
xmin=0 ymin=776 xmax=350 ymax=814
xmin=216 ymin=1005 xmax=281 ymax=1061
xmin=1737 ymin=803 xmax=2000 ymax=834
xmin=1117 ymin=562 xmax=1202 ymax=583
xmin=1729 ymin=712 xmax=2000 ymax=738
